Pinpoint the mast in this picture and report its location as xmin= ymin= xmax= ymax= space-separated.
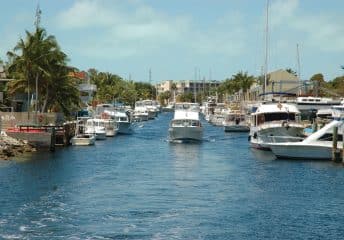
xmin=296 ymin=43 xmax=302 ymax=95
xmin=34 ymin=4 xmax=41 ymax=29
xmin=194 ymin=67 xmax=197 ymax=103
xmin=263 ymin=0 xmax=270 ymax=99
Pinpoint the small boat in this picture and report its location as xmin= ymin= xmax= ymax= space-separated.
xmin=101 ymin=118 xmax=118 ymax=137
xmin=162 ymin=102 xmax=175 ymax=112
xmin=105 ymin=109 xmax=132 ymax=134
xmin=133 ymin=101 xmax=149 ymax=121
xmin=85 ymin=118 xmax=107 ymax=140
xmin=71 ymin=118 xmax=95 ymax=146
xmin=168 ymin=103 xmax=203 ymax=142
xmin=223 ymin=111 xmax=250 ymax=132
xmin=267 ymin=120 xmax=343 ymax=160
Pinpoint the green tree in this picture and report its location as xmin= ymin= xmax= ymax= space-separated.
xmin=286 ymin=68 xmax=297 ymax=77
xmin=7 ymin=27 xmax=80 ymax=115
xmin=177 ymin=92 xmax=194 ymax=102
xmin=310 ymin=73 xmax=325 ymax=96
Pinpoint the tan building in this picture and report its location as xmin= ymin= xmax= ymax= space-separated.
xmin=265 ymin=69 xmax=300 ymax=93
xmin=248 ymin=69 xmax=301 ymax=101
xmin=156 ymin=80 xmax=220 ymax=96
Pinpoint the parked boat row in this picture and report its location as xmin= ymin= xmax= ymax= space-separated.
xmin=198 ymin=96 xmax=344 ymax=160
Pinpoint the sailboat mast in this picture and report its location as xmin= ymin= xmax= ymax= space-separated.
xmin=264 ymin=0 xmax=269 ymax=98
xmin=296 ymin=43 xmax=302 ymax=95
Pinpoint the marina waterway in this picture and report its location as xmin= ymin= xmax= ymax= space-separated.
xmin=1 ymin=112 xmax=344 ymax=239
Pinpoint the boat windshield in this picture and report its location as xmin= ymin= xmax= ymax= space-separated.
xmin=171 ymin=119 xmax=201 ymax=127
xmin=257 ymin=112 xmax=298 ymax=125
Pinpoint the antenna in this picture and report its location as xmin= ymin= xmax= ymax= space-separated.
xmin=34 ymin=4 xmax=42 ymax=29
xmin=264 ymin=0 xmax=270 ymax=98
xmin=149 ymin=68 xmax=152 ymax=84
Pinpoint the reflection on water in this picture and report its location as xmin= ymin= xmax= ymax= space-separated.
xmin=250 ymin=148 xmax=276 ymax=161
xmin=169 ymin=142 xmax=202 ymax=181
xmin=169 ymin=142 xmax=201 ymax=162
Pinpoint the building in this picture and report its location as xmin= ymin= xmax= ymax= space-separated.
xmin=248 ymin=69 xmax=302 ymax=101
xmin=156 ymin=80 xmax=221 ymax=96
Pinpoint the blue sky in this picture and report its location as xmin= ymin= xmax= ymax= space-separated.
xmin=1 ymin=0 xmax=344 ymax=83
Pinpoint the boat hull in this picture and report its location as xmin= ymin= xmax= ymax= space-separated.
xmin=224 ymin=124 xmax=249 ymax=132
xmin=117 ymin=122 xmax=132 ymax=134
xmin=168 ymin=126 xmax=203 ymax=142
xmin=269 ymin=143 xmax=334 ymax=160
xmin=71 ymin=135 xmax=95 ymax=146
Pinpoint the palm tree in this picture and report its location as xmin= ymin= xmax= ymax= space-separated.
xmin=232 ymin=71 xmax=255 ymax=101
xmin=7 ymin=27 xmax=80 ymax=115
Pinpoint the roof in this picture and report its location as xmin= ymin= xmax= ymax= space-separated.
xmin=254 ymin=102 xmax=300 ymax=114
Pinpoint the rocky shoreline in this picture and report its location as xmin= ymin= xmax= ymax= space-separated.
xmin=0 ymin=133 xmax=36 ymax=160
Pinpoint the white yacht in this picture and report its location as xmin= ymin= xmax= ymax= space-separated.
xmin=85 ymin=118 xmax=107 ymax=140
xmin=99 ymin=116 xmax=118 ymax=137
xmin=142 ymin=100 xmax=159 ymax=119
xmin=294 ymin=96 xmax=342 ymax=111
xmin=168 ymin=103 xmax=203 ymax=142
xmin=249 ymin=102 xmax=305 ymax=150
xmin=105 ymin=109 xmax=132 ymax=134
xmin=223 ymin=110 xmax=250 ymax=132
xmin=133 ymin=101 xmax=149 ymax=121
xmin=267 ymin=120 xmax=343 ymax=160
xmin=71 ymin=118 xmax=96 ymax=146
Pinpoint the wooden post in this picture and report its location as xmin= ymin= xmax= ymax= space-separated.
xmin=342 ymin=126 xmax=344 ymax=164
xmin=332 ymin=126 xmax=338 ymax=162
xmin=50 ymin=127 xmax=56 ymax=152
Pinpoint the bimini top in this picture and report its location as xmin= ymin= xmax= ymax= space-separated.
xmin=253 ymin=102 xmax=300 ymax=115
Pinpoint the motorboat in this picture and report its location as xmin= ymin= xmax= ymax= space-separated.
xmin=105 ymin=109 xmax=132 ymax=134
xmin=141 ymin=100 xmax=160 ymax=119
xmin=71 ymin=118 xmax=96 ymax=146
xmin=249 ymin=102 xmax=305 ymax=150
xmin=267 ymin=120 xmax=343 ymax=160
xmin=162 ymin=102 xmax=175 ymax=112
xmin=168 ymin=103 xmax=203 ymax=142
xmin=133 ymin=101 xmax=149 ymax=121
xmin=99 ymin=115 xmax=118 ymax=137
xmin=223 ymin=110 xmax=250 ymax=132
xmin=85 ymin=118 xmax=107 ymax=140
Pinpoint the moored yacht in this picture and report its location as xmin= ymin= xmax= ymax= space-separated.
xmin=223 ymin=110 xmax=250 ymax=132
xmin=105 ymin=109 xmax=132 ymax=134
xmin=267 ymin=120 xmax=343 ymax=160
xmin=168 ymin=103 xmax=203 ymax=142
xmin=249 ymin=102 xmax=305 ymax=150
xmin=71 ymin=117 xmax=96 ymax=146
xmin=85 ymin=118 xmax=107 ymax=140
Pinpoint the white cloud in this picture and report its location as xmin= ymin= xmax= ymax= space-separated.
xmin=55 ymin=0 xmax=247 ymax=59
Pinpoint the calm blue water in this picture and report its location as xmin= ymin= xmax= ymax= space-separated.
xmin=1 ymin=112 xmax=344 ymax=239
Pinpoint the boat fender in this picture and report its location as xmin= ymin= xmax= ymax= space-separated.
xmin=248 ymin=135 xmax=251 ymax=141
xmin=253 ymin=132 xmax=257 ymax=139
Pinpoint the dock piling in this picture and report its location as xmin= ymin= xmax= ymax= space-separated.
xmin=332 ymin=126 xmax=340 ymax=162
